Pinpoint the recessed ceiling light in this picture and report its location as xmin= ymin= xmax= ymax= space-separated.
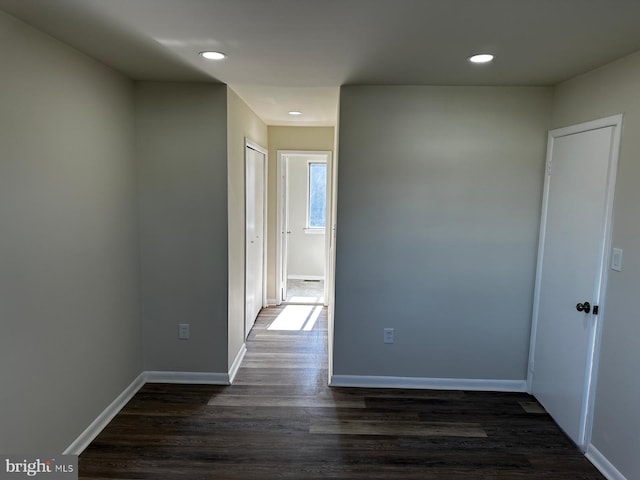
xmin=288 ymin=111 xmax=302 ymax=116
xmin=200 ymin=51 xmax=226 ymax=60
xmin=469 ymin=53 xmax=494 ymax=64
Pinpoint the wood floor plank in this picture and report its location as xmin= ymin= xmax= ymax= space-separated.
xmin=310 ymin=418 xmax=487 ymax=437
xmin=231 ymin=367 xmax=328 ymax=386
xmin=208 ymin=394 xmax=365 ymax=408
xmin=79 ymin=306 xmax=605 ymax=479
xmin=519 ymin=400 xmax=547 ymax=413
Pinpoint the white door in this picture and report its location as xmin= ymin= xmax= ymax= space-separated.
xmin=245 ymin=146 xmax=265 ymax=338
xmin=530 ymin=116 xmax=621 ymax=448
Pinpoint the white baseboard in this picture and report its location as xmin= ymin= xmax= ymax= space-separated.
xmin=144 ymin=370 xmax=230 ymax=384
xmin=266 ymin=298 xmax=278 ymax=306
xmin=329 ymin=375 xmax=527 ymax=392
xmin=228 ymin=343 xmax=247 ymax=384
xmin=63 ymin=372 xmax=146 ymax=455
xmin=287 ymin=275 xmax=324 ymax=281
xmin=586 ymin=444 xmax=628 ymax=480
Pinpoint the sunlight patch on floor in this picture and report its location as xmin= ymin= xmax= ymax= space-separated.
xmin=268 ymin=305 xmax=323 ymax=331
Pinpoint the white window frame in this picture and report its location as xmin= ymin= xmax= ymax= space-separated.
xmin=305 ymin=160 xmax=327 ymax=234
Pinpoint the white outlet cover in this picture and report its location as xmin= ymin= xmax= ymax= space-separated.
xmin=383 ymin=328 xmax=394 ymax=344
xmin=179 ymin=323 xmax=190 ymax=339
xmin=611 ymin=248 xmax=623 ymax=272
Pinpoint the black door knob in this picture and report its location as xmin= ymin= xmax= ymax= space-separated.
xmin=576 ymin=302 xmax=591 ymax=314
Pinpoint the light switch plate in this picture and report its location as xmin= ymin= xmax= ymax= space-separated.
xmin=611 ymin=248 xmax=623 ymax=272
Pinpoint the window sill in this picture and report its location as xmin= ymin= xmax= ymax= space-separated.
xmin=304 ymin=228 xmax=326 ymax=235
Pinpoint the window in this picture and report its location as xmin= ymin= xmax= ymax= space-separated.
xmin=307 ymin=162 xmax=327 ymax=230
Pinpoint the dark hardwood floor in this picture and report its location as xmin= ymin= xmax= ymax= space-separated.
xmin=80 ymin=305 xmax=605 ymax=479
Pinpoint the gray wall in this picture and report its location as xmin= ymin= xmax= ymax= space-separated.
xmin=334 ymin=86 xmax=552 ymax=380
xmin=136 ymin=82 xmax=228 ymax=372
xmin=0 ymin=11 xmax=141 ymax=452
xmin=552 ymin=51 xmax=640 ymax=480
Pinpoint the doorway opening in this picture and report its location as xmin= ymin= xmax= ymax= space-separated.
xmin=276 ymin=151 xmax=333 ymax=306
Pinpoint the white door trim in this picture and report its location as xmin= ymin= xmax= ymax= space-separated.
xmin=527 ymin=114 xmax=623 ymax=449
xmin=276 ymin=152 xmax=288 ymax=304
xmin=245 ymin=139 xmax=268 ymax=336
xmin=276 ymin=150 xmax=333 ymax=306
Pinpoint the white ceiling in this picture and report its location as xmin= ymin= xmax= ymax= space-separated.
xmin=2 ymin=0 xmax=640 ymax=126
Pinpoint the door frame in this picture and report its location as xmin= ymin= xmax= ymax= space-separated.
xmin=276 ymin=150 xmax=333 ymax=306
xmin=527 ymin=114 xmax=623 ymax=449
xmin=245 ymin=138 xmax=268 ymax=338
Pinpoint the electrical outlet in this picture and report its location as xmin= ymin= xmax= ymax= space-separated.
xmin=383 ymin=328 xmax=394 ymax=344
xmin=179 ymin=323 xmax=190 ymax=340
